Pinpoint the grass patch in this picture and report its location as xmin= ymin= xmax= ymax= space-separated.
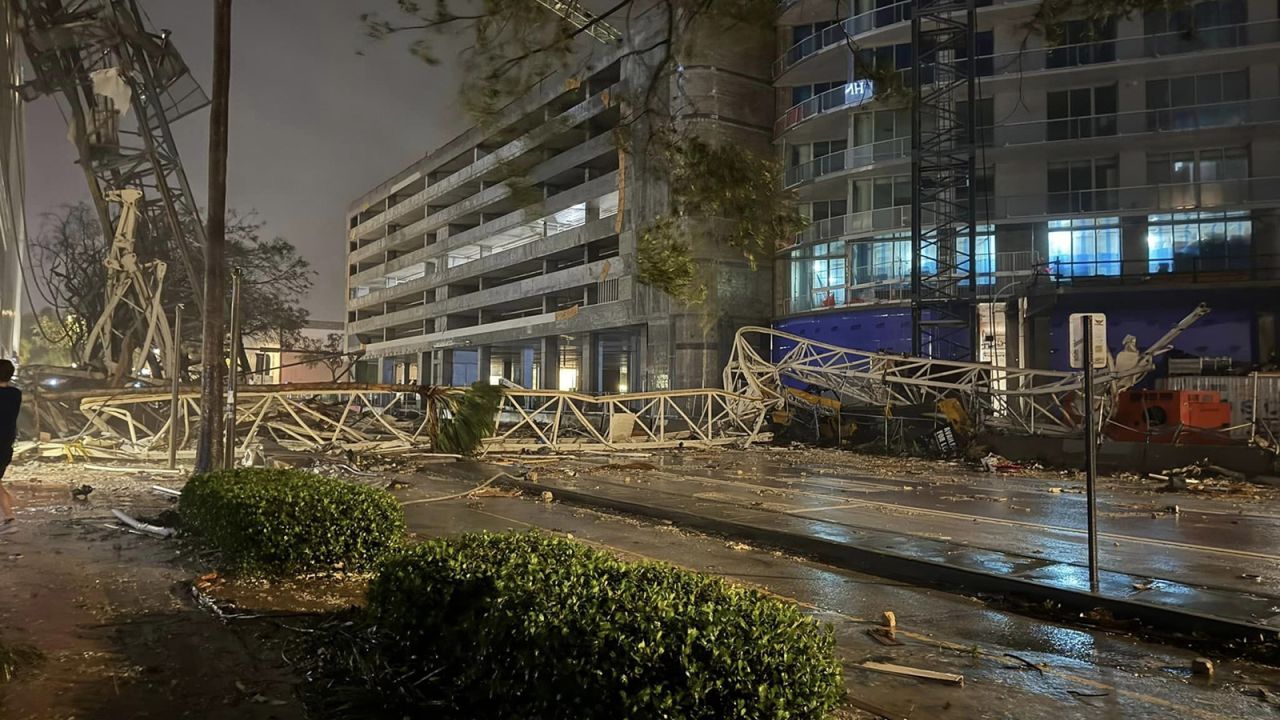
xmin=180 ymin=469 xmax=404 ymax=577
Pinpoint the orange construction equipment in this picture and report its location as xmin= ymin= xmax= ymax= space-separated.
xmin=1107 ymin=389 xmax=1232 ymax=444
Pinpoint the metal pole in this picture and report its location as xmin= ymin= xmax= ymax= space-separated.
xmin=1251 ymin=371 xmax=1259 ymax=445
xmin=1083 ymin=316 xmax=1100 ymax=594
xmin=224 ymin=267 xmax=242 ymax=468
xmin=168 ymin=304 xmax=183 ymax=470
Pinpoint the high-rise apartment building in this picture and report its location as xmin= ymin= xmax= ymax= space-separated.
xmin=775 ymin=0 xmax=1280 ymax=371
xmin=345 ymin=10 xmax=775 ymax=392
xmin=348 ymin=0 xmax=1280 ymax=391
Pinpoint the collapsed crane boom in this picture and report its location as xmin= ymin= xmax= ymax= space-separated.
xmin=13 ymin=0 xmax=209 ymax=319
xmin=534 ymin=0 xmax=622 ymax=44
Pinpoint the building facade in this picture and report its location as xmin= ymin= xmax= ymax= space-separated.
xmin=345 ymin=11 xmax=775 ymax=392
xmin=348 ymin=0 xmax=1280 ymax=392
xmin=775 ymin=0 xmax=1280 ymax=373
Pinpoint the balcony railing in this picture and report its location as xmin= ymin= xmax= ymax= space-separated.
xmin=1044 ymin=254 xmax=1280 ymax=286
xmin=774 ymin=20 xmax=1280 ymax=137
xmin=1000 ymin=97 xmax=1280 ymax=146
xmin=784 ymin=98 xmax=1279 ymax=190
xmin=778 ymin=251 xmax=1039 ymax=315
xmin=785 ymin=136 xmax=908 ymax=187
xmin=787 ymin=177 xmax=1280 ymax=247
xmin=775 ymin=1 xmax=912 ymax=77
xmin=778 ymin=251 xmax=1280 ymax=316
xmin=776 ymin=80 xmax=878 ymax=135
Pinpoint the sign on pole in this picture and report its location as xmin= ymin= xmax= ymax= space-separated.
xmin=1069 ymin=313 xmax=1105 ymax=593
xmin=1069 ymin=313 xmax=1108 ymax=369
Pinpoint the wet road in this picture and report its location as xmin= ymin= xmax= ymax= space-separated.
xmin=521 ymin=450 xmax=1280 ymax=621
xmin=396 ymin=470 xmax=1280 ymax=720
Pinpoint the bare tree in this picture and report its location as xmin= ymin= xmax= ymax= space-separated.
xmin=27 ymin=203 xmax=315 ymax=371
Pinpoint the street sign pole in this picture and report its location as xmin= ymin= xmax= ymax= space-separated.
xmin=1083 ymin=317 xmax=1100 ymax=593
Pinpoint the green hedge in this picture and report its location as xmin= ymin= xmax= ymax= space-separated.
xmin=364 ymin=531 xmax=844 ymax=719
xmin=180 ymin=469 xmax=404 ymax=576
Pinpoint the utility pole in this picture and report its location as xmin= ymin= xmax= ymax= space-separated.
xmin=224 ymin=267 xmax=242 ymax=468
xmin=195 ymin=0 xmax=232 ymax=473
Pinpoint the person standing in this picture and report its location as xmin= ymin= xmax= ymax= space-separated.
xmin=0 ymin=359 xmax=20 ymax=531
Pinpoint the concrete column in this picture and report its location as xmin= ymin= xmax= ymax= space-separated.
xmin=477 ymin=345 xmax=493 ymax=384
xmin=581 ymin=333 xmax=596 ymax=394
xmin=1121 ymin=217 xmax=1148 ymax=276
xmin=541 ymin=336 xmax=560 ymax=390
xmin=378 ymin=356 xmax=393 ymax=384
xmin=434 ymin=349 xmax=454 ymax=387
xmin=1253 ymin=209 xmax=1280 ymax=280
xmin=418 ymin=351 xmax=431 ymax=386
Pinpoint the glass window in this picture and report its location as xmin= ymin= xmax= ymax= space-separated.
xmin=1147 ymin=211 xmax=1251 ymax=272
xmin=1048 ymin=217 xmax=1122 ymax=276
xmin=1146 ymin=0 xmax=1247 ymax=53
xmin=789 ymin=242 xmax=848 ymax=308
xmin=1147 ymin=146 xmax=1248 ymax=183
xmin=855 ymin=174 xmax=912 ymax=211
xmin=850 ymin=233 xmax=911 ymax=286
xmin=1047 ymin=85 xmax=1117 ymax=140
xmin=1146 ymin=70 xmax=1249 ymax=130
xmin=1048 ymin=157 xmax=1118 ymax=214
xmin=957 ymin=226 xmax=997 ymax=285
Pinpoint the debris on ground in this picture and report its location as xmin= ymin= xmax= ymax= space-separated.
xmin=110 ymin=509 xmax=176 ymax=538
xmin=979 ymin=453 xmax=1024 ymax=473
xmin=1002 ymin=653 xmax=1046 ymax=675
xmin=858 ymin=661 xmax=965 ymax=686
xmin=599 ymin=462 xmax=658 ymax=471
xmin=1193 ymin=657 xmax=1215 ymax=677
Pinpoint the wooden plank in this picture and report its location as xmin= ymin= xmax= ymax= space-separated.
xmin=858 ymin=661 xmax=964 ymax=686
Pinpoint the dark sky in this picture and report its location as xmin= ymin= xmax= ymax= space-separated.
xmin=24 ymin=0 xmax=467 ymax=322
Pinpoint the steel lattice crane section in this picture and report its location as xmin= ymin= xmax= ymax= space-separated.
xmin=724 ymin=305 xmax=1210 ymax=438
xmin=911 ymin=0 xmax=978 ymax=361
xmin=534 ymin=1 xmax=622 ymax=44
xmin=14 ymin=0 xmax=209 ymax=317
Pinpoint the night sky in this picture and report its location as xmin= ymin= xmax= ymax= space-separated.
xmin=23 ymin=0 xmax=467 ymax=322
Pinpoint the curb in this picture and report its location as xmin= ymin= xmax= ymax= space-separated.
xmin=503 ymin=474 xmax=1280 ymax=657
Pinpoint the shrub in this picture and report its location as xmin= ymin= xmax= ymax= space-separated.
xmin=180 ymin=469 xmax=404 ymax=576
xmin=362 ymin=531 xmax=844 ymax=719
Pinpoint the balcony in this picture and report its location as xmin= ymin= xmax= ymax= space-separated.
xmin=1000 ymin=97 xmax=1280 ymax=147
xmin=785 ymin=136 xmax=908 ymax=188
xmin=773 ymin=0 xmax=1013 ymax=83
xmin=775 ymin=2 xmax=912 ymax=79
xmin=784 ymin=97 xmax=1279 ymax=192
xmin=778 ymin=251 xmax=1039 ymax=315
xmin=1044 ymin=254 xmax=1280 ymax=288
xmin=787 ymin=177 xmax=1280 ymax=248
xmin=774 ymin=20 xmax=1280 ymax=139
xmin=776 ymin=80 xmax=879 ymax=136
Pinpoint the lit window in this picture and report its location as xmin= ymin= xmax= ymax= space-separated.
xmin=1146 ymin=211 xmax=1251 ymax=273
xmin=1048 ymin=217 xmax=1121 ymax=276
